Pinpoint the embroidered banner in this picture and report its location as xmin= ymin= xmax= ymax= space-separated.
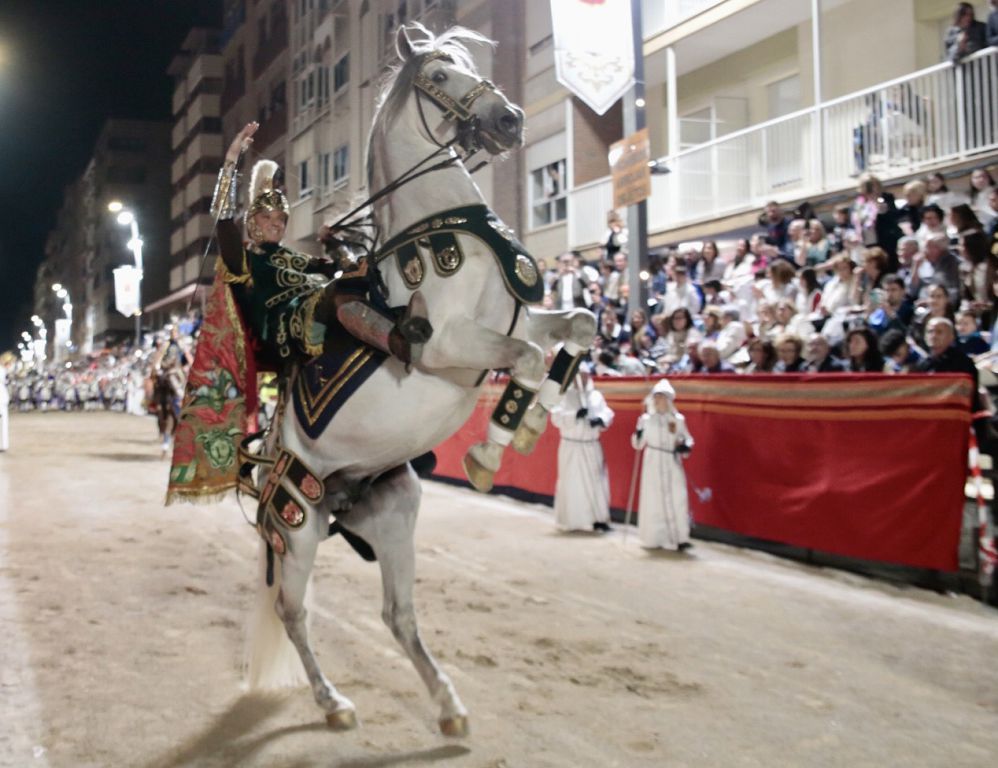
xmin=113 ymin=266 xmax=142 ymax=318
xmin=432 ymin=374 xmax=973 ymax=571
xmin=550 ymin=0 xmax=635 ymax=116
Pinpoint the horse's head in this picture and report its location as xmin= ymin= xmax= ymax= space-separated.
xmin=392 ymin=24 xmax=524 ymax=155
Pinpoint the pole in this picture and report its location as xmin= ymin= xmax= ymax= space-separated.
xmin=624 ymin=0 xmax=648 ymax=322
xmin=130 ymin=218 xmax=143 ymax=348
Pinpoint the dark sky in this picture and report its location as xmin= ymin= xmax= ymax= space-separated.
xmin=0 ymin=0 xmax=222 ymax=351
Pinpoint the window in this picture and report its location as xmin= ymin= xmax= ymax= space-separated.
xmin=319 ymin=152 xmax=331 ymax=192
xmin=333 ymin=53 xmax=349 ymax=94
xmin=333 ymin=145 xmax=349 ymax=187
xmin=299 ymin=159 xmax=311 ymax=197
xmin=307 ymin=71 xmax=315 ymax=103
xmin=767 ymin=74 xmax=801 ymax=120
xmin=529 ymin=159 xmax=567 ymax=229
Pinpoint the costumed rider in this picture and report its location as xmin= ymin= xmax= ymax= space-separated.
xmin=550 ymin=365 xmax=615 ymax=532
xmin=631 ymin=379 xmax=694 ymax=551
xmin=212 ymin=122 xmax=431 ymax=368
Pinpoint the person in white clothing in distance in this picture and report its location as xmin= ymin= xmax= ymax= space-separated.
xmin=631 ymin=379 xmax=694 ymax=551
xmin=550 ymin=365 xmax=615 ymax=533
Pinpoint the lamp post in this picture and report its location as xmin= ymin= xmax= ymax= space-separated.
xmin=30 ymin=315 xmax=47 ymax=369
xmin=51 ymin=284 xmax=74 ymax=363
xmin=108 ymin=201 xmax=144 ymax=347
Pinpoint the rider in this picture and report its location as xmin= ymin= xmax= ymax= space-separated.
xmin=212 ymin=122 xmax=431 ymax=368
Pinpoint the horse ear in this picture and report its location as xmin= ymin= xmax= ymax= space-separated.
xmin=396 ymin=25 xmax=415 ymax=61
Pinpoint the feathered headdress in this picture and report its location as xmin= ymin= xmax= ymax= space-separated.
xmin=245 ymin=159 xmax=289 ymax=236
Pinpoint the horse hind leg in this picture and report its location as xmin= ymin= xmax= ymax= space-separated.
xmin=339 ymin=465 xmax=469 ymax=737
xmin=250 ymin=496 xmax=358 ymax=729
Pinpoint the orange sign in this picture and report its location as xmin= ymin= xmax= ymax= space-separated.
xmin=609 ymin=128 xmax=651 ymax=209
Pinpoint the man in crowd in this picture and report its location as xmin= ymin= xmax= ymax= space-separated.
xmin=762 ymin=201 xmax=792 ymax=260
xmin=915 ymin=203 xmax=946 ymax=246
xmin=550 ymin=251 xmax=591 ymax=311
xmin=908 ymin=233 xmax=961 ymax=306
xmin=661 ymin=263 xmax=702 ymax=316
xmin=697 ymin=341 xmax=735 ymax=374
xmin=917 ymin=317 xmax=979 ymax=408
xmin=716 ymin=305 xmax=747 ymax=360
xmin=804 ymin=333 xmax=846 ymax=372
xmin=868 ymin=274 xmax=914 ymax=336
xmin=604 ymin=251 xmax=629 ymax=307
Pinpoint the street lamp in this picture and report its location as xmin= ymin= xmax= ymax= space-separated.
xmin=51 ymin=284 xmax=74 ymax=362
xmin=108 ymin=200 xmax=144 ymax=347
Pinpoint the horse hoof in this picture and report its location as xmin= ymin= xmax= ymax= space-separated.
xmin=326 ymin=708 xmax=358 ymax=731
xmin=439 ymin=714 xmax=470 ymax=738
xmin=462 ymin=453 xmax=494 ymax=493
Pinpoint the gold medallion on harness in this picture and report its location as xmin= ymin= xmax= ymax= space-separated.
xmin=514 ymin=254 xmax=539 ymax=287
xmin=436 ymin=245 xmax=461 ymax=273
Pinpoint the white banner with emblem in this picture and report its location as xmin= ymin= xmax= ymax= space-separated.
xmin=113 ymin=266 xmax=142 ymax=317
xmin=550 ymin=0 xmax=635 ymax=116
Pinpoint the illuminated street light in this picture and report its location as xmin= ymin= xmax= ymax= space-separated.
xmin=52 ymin=283 xmax=62 ymax=293
xmin=107 ymin=200 xmax=123 ymax=214
xmin=109 ymin=203 xmax=144 ymax=346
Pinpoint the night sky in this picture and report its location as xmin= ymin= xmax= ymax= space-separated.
xmin=0 ymin=0 xmax=222 ymax=352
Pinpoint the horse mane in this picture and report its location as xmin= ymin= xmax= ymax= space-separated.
xmin=367 ymin=23 xmax=495 ymax=187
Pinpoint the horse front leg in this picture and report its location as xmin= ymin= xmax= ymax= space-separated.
xmin=420 ymin=315 xmax=548 ymax=491
xmin=338 ymin=466 xmax=469 ymax=736
xmin=510 ymin=307 xmax=596 ymax=455
xmin=270 ymin=503 xmax=359 ymax=729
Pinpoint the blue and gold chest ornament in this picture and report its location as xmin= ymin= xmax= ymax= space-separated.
xmin=374 ymin=204 xmax=544 ymax=305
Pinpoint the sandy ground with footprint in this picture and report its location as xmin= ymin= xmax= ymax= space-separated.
xmin=1 ymin=411 xmax=997 ymax=768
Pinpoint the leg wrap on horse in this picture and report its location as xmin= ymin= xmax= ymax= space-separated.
xmin=511 ymin=345 xmax=588 ymax=456
xmin=489 ymin=377 xmax=536 ymax=440
xmin=255 ymin=446 xmax=325 ymax=560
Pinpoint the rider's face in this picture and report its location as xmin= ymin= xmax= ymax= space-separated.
xmin=253 ymin=210 xmax=287 ymax=243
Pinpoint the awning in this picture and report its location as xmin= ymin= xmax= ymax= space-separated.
xmin=143 ymin=280 xmax=211 ymax=313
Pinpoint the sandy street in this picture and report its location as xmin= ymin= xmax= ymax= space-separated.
xmin=0 ymin=411 xmax=996 ymax=767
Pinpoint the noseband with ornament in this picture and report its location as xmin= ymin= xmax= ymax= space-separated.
xmin=412 ymin=51 xmax=503 ymax=151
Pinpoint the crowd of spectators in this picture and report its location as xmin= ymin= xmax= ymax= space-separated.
xmin=538 ymin=166 xmax=998 ymax=391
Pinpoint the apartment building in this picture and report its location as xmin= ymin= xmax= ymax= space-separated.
xmin=161 ymin=28 xmax=225 ymax=326
xmin=523 ymin=0 xmax=998 ymax=257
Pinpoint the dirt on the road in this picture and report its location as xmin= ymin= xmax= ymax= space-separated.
xmin=1 ymin=412 xmax=996 ymax=768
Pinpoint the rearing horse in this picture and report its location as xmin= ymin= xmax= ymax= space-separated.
xmin=248 ymin=24 xmax=596 ymax=736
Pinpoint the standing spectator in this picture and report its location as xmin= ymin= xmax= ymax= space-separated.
xmin=968 ymin=168 xmax=996 ymax=229
xmin=805 ymin=333 xmax=847 ymax=373
xmin=551 ymin=252 xmax=591 ymax=311
xmin=897 ymin=180 xmax=927 ymax=235
xmin=631 ymin=379 xmax=694 ymax=551
xmin=845 ymin=327 xmax=885 ymax=372
xmin=829 ymin=204 xmax=855 ymax=253
xmin=551 ymin=370 xmax=615 ymax=533
xmin=603 ymin=209 xmax=628 ymax=261
xmin=762 ymin=201 xmax=792 ymax=259
xmin=945 ymin=2 xmax=988 ymax=63
xmin=773 ymin=333 xmax=807 ymax=373
xmin=604 ymin=251 xmax=629 ymax=308
xmin=853 ymin=174 xmax=902 ymax=269
xmin=744 ymin=339 xmax=777 ymax=373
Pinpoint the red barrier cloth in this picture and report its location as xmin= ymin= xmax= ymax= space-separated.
xmin=433 ymin=374 xmax=972 ymax=571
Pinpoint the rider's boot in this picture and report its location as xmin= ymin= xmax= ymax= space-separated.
xmin=334 ymin=290 xmax=432 ymax=367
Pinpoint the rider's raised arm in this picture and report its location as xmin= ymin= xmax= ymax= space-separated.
xmin=211 ymin=123 xmax=259 ymax=279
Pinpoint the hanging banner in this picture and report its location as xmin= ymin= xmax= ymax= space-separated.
xmin=550 ymin=0 xmax=635 ymax=116
xmin=113 ymin=266 xmax=141 ymax=317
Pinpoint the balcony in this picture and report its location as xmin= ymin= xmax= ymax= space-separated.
xmin=567 ymin=47 xmax=998 ymax=249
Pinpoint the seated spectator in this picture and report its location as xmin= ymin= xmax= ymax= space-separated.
xmin=702 ymin=306 xmax=722 ymax=341
xmin=594 ymin=349 xmax=623 ymax=377
xmin=598 ymin=306 xmax=629 ymax=348
xmin=696 ymin=341 xmax=735 ymax=374
xmin=949 ymin=202 xmax=984 ymax=237
xmin=785 ymin=218 xmax=809 ymax=265
xmin=968 ymin=167 xmax=997 ymax=230
xmin=926 ymin=172 xmax=969 ymax=211
xmin=916 ymin=316 xmax=982 ymax=413
xmin=773 ymin=333 xmax=807 ymax=373
xmin=818 ymin=255 xmax=858 ymax=317
xmin=662 ymin=263 xmax=703 ymax=316
xmin=880 ymin=329 xmax=924 ymax=373
xmin=649 ymin=308 xmax=701 ymax=370
xmin=895 ymin=236 xmax=920 ymax=281
xmin=604 ymin=251 xmax=628 ymax=306
xmin=796 ymin=267 xmax=823 ymax=317
xmin=804 ymin=333 xmax=846 ymax=372
xmin=844 ymin=327 xmax=885 ymax=372
xmin=867 ymin=274 xmax=915 ymax=336
xmin=702 ymin=279 xmax=730 ymax=307
xmin=855 ymin=247 xmax=889 ymax=307
xmin=754 ymin=301 xmax=779 ymax=342
xmin=911 ymin=283 xmax=956 ymax=350
xmin=897 ymin=180 xmax=927 ymax=235
xmin=909 ymin=233 xmax=961 ymax=306
xmin=986 ymin=187 xmax=998 ymax=240
xmin=628 ymin=309 xmax=657 ymax=342
xmin=723 ymin=238 xmax=756 ymax=301
xmin=744 ymin=338 xmax=777 ymax=373
xmin=956 ymin=310 xmax=991 ymax=356
xmin=761 ymin=259 xmax=798 ymax=306
xmin=800 ymin=220 xmax=830 ymax=267
xmin=774 ymin=299 xmax=815 ymax=340
xmin=695 ymin=240 xmax=727 ymax=283
xmin=587 ymin=281 xmax=607 ymax=314
xmin=716 ymin=305 xmax=748 ymax=360
xmin=960 ymin=229 xmax=997 ymax=321
xmin=914 ymin=203 xmax=947 ymax=247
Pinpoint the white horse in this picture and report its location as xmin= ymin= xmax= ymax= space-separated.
xmin=248 ymin=24 xmax=596 ymax=736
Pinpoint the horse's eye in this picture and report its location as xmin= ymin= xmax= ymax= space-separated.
xmin=431 ymin=70 xmax=448 ymax=84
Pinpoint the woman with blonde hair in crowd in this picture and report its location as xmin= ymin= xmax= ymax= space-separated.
xmin=898 ymin=179 xmax=927 ymax=234
xmin=800 ymin=220 xmax=830 ymax=267
xmin=818 ymin=255 xmax=858 ymax=317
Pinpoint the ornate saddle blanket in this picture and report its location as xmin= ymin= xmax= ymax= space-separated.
xmin=374 ymin=204 xmax=544 ymax=305
xmin=292 ymin=330 xmax=386 ymax=440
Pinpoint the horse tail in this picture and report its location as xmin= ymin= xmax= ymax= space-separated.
xmin=244 ymin=539 xmax=310 ymax=689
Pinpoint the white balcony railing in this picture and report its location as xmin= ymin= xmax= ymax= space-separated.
xmin=567 ymin=47 xmax=998 ymax=249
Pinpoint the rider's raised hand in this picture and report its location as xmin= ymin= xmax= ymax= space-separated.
xmin=226 ymin=122 xmax=259 ymax=165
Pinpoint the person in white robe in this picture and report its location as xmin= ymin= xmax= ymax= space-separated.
xmin=550 ymin=370 xmax=615 ymax=532
xmin=631 ymin=379 xmax=694 ymax=550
